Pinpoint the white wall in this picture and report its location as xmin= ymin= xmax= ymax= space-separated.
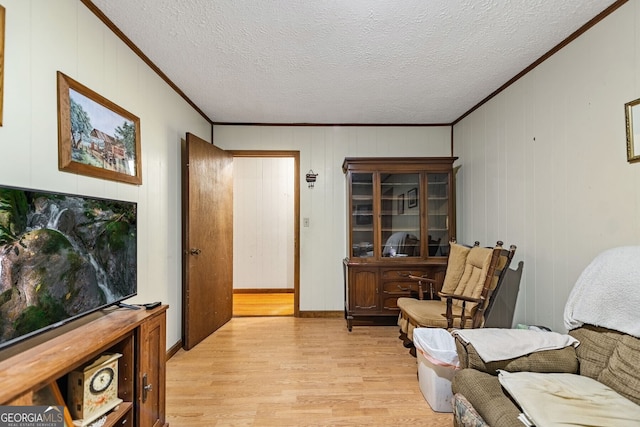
xmin=214 ymin=126 xmax=451 ymax=311
xmin=454 ymin=1 xmax=640 ymax=332
xmin=0 ymin=0 xmax=211 ymax=349
xmin=233 ymin=157 xmax=295 ymax=290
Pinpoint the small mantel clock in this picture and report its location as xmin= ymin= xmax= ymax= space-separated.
xmin=68 ymin=353 xmax=123 ymax=426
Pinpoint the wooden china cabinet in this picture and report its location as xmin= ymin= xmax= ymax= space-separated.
xmin=342 ymin=157 xmax=457 ymax=330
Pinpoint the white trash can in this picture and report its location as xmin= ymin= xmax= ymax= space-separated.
xmin=413 ymin=328 xmax=459 ymax=413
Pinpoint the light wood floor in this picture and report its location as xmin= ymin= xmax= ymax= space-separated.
xmin=166 ymin=317 xmax=453 ymax=426
xmin=233 ymin=293 xmax=294 ymax=317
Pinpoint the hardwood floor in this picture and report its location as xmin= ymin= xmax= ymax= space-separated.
xmin=166 ymin=317 xmax=453 ymax=426
xmin=233 ymin=293 xmax=294 ymax=317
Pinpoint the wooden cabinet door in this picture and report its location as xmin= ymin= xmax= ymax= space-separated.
xmin=138 ymin=311 xmax=167 ymax=427
xmin=349 ymin=268 xmax=379 ymax=312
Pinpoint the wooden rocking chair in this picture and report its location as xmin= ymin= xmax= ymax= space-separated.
xmin=397 ymin=240 xmax=516 ymax=352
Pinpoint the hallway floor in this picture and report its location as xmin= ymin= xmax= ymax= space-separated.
xmin=233 ymin=292 xmax=294 ymax=317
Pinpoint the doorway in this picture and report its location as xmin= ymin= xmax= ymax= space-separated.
xmin=229 ymin=151 xmax=300 ymax=317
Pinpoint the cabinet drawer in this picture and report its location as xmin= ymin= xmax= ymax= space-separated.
xmin=381 ymin=281 xmax=420 ymax=295
xmin=381 ymin=295 xmax=402 ymax=311
xmin=380 ymin=268 xmax=431 ymax=281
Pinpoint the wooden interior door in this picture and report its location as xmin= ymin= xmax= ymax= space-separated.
xmin=182 ymin=132 xmax=233 ymax=350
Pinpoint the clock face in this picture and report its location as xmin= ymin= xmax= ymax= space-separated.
xmin=89 ymin=367 xmax=115 ymax=394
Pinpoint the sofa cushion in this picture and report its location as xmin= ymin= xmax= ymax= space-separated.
xmin=598 ymin=333 xmax=640 ymax=405
xmin=454 ymin=325 xmax=640 ymax=427
xmin=569 ymin=325 xmax=626 ymax=379
xmin=455 ymin=337 xmax=579 ymax=374
xmin=451 ymin=369 xmax=521 ymax=427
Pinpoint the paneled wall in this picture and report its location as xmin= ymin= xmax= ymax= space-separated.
xmin=0 ymin=0 xmax=211 ymax=349
xmin=233 ymin=157 xmax=295 ymax=290
xmin=8 ymin=0 xmax=633 ymax=344
xmin=214 ymin=126 xmax=450 ymax=311
xmin=454 ymin=1 xmax=640 ymax=332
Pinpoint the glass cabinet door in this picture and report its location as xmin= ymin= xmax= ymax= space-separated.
xmin=351 ymin=173 xmax=374 ymax=258
xmin=426 ymin=173 xmax=450 ymax=256
xmin=380 ymin=173 xmax=421 ymax=258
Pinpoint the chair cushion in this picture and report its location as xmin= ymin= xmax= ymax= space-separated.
xmin=441 ymin=243 xmax=472 ymax=293
xmin=451 ymin=246 xmax=493 ymax=309
xmin=397 ymin=297 xmax=472 ymax=329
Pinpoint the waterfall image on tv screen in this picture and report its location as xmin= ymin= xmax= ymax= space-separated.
xmin=0 ymin=185 xmax=137 ymax=349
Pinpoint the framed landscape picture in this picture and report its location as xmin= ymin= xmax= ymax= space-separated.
xmin=57 ymin=71 xmax=142 ymax=185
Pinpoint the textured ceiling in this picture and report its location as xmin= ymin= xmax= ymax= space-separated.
xmin=89 ymin=0 xmax=619 ymax=124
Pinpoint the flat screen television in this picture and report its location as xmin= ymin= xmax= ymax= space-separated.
xmin=0 ymin=184 xmax=137 ymax=350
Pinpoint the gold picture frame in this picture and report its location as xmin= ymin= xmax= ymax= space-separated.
xmin=624 ymin=98 xmax=640 ymax=163
xmin=57 ymin=71 xmax=142 ymax=184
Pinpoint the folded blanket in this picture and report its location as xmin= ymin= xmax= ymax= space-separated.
xmin=452 ymin=328 xmax=579 ymax=363
xmin=498 ymin=370 xmax=640 ymax=426
xmin=564 ymin=246 xmax=640 ymax=338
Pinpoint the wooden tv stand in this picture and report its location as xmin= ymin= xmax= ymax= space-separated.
xmin=0 ymin=305 xmax=168 ymax=427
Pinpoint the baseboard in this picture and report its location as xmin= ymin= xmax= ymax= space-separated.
xmin=166 ymin=340 xmax=182 ymax=360
xmin=298 ymin=311 xmax=343 ymax=318
xmin=233 ymin=288 xmax=294 ymax=294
